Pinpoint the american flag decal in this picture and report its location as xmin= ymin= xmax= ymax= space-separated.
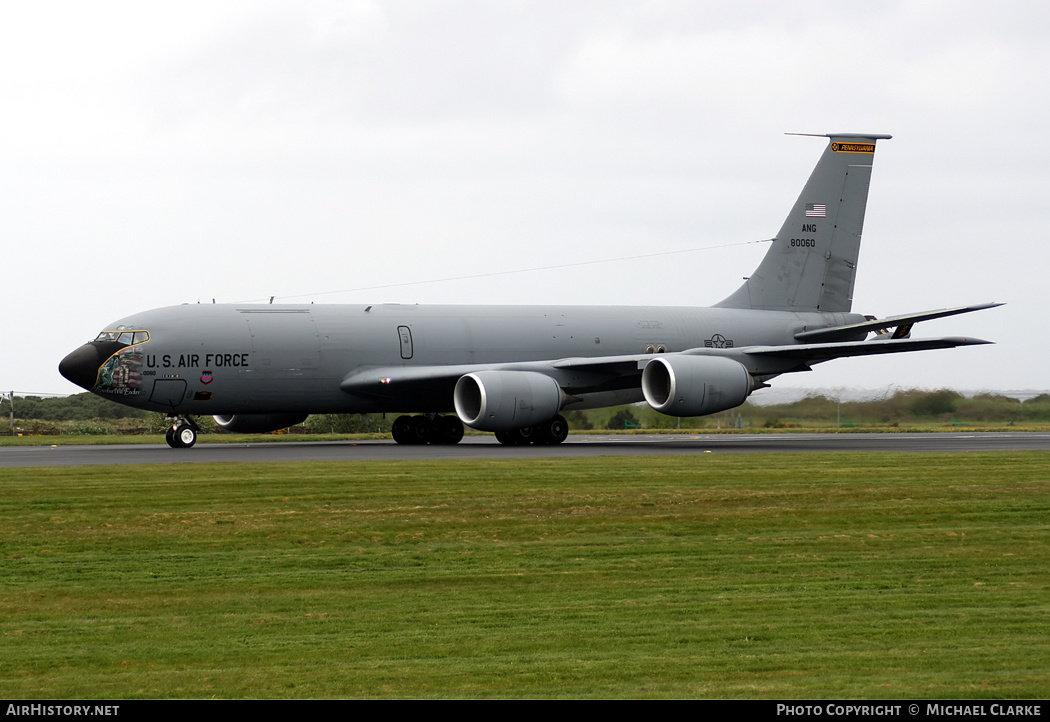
xmin=805 ymin=203 xmax=826 ymax=217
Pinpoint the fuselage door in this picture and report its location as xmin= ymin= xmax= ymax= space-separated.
xmin=149 ymin=378 xmax=187 ymax=408
xmin=397 ymin=326 xmax=413 ymax=360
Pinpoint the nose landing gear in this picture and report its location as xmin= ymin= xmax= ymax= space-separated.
xmin=165 ymin=416 xmax=199 ymax=448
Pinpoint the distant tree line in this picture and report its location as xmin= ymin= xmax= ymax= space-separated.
xmin=745 ymin=390 xmax=1050 ymax=426
xmin=3 ymin=393 xmax=148 ymax=421
xmin=5 ymin=389 xmax=1050 ymax=435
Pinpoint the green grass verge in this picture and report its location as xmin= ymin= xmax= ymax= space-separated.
xmin=1 ymin=453 xmax=1048 ymax=698
xmin=4 ymin=425 xmax=1050 ymax=447
xmin=0 ymin=433 xmax=388 ymax=447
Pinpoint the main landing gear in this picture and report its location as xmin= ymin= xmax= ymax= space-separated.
xmin=494 ymin=414 xmax=569 ymax=446
xmin=389 ymin=414 xmax=570 ymax=446
xmin=391 ymin=415 xmax=465 ymax=445
xmin=165 ymin=416 xmax=199 ymax=448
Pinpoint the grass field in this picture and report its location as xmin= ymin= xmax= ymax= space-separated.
xmin=1 ymin=453 xmax=1048 ymax=698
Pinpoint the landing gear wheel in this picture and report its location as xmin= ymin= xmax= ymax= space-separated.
xmin=535 ymin=415 xmax=569 ymax=445
xmin=432 ymin=416 xmax=464 ymax=445
xmin=391 ymin=415 xmax=414 ymax=445
xmin=392 ymin=415 xmax=464 ymax=445
xmin=495 ymin=427 xmax=535 ymax=445
xmin=494 ymin=416 xmax=568 ymax=446
xmin=172 ymin=424 xmax=197 ymax=448
xmin=164 ymin=416 xmax=199 ymax=449
xmin=408 ymin=415 xmax=432 ymax=444
xmin=514 ymin=426 xmax=537 ymax=444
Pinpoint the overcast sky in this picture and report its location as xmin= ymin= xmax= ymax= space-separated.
xmin=4 ymin=0 xmax=1048 ymax=398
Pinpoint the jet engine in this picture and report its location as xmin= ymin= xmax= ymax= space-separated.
xmin=213 ymin=413 xmax=309 ymax=434
xmin=453 ymin=370 xmax=563 ymax=431
xmin=641 ymin=355 xmax=753 ymax=417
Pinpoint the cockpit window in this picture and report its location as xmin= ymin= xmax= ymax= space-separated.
xmin=94 ymin=330 xmax=150 ymax=345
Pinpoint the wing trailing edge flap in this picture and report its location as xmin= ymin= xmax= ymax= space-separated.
xmin=794 ymin=302 xmax=1002 ymax=343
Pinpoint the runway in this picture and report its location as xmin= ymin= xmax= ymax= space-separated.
xmin=3 ymin=432 xmax=1050 ymax=467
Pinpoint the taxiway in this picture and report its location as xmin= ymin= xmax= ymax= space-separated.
xmin=3 ymin=432 xmax=1049 ymax=467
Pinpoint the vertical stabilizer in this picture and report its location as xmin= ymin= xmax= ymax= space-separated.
xmin=716 ymin=133 xmax=891 ymax=313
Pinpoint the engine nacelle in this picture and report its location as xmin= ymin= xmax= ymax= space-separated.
xmin=213 ymin=413 xmax=309 ymax=434
xmin=641 ymin=355 xmax=752 ymax=417
xmin=454 ymin=370 xmax=563 ymax=431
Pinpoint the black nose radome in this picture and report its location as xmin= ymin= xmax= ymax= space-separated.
xmin=59 ymin=344 xmax=102 ymax=391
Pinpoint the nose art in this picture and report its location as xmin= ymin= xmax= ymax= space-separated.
xmin=59 ymin=344 xmax=102 ymax=391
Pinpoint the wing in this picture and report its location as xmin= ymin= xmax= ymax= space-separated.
xmin=340 ymin=303 xmax=998 ymax=404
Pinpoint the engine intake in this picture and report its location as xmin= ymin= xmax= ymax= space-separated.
xmin=454 ymin=370 xmax=563 ymax=431
xmin=641 ymin=355 xmax=752 ymax=417
xmin=213 ymin=413 xmax=308 ymax=434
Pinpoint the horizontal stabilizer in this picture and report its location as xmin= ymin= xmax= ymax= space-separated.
xmin=794 ymin=302 xmax=1003 ymax=343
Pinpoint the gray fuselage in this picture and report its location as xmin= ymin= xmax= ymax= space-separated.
xmin=89 ymin=302 xmax=863 ymax=416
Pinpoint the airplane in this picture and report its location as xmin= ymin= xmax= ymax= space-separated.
xmin=59 ymin=133 xmax=1000 ymax=449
